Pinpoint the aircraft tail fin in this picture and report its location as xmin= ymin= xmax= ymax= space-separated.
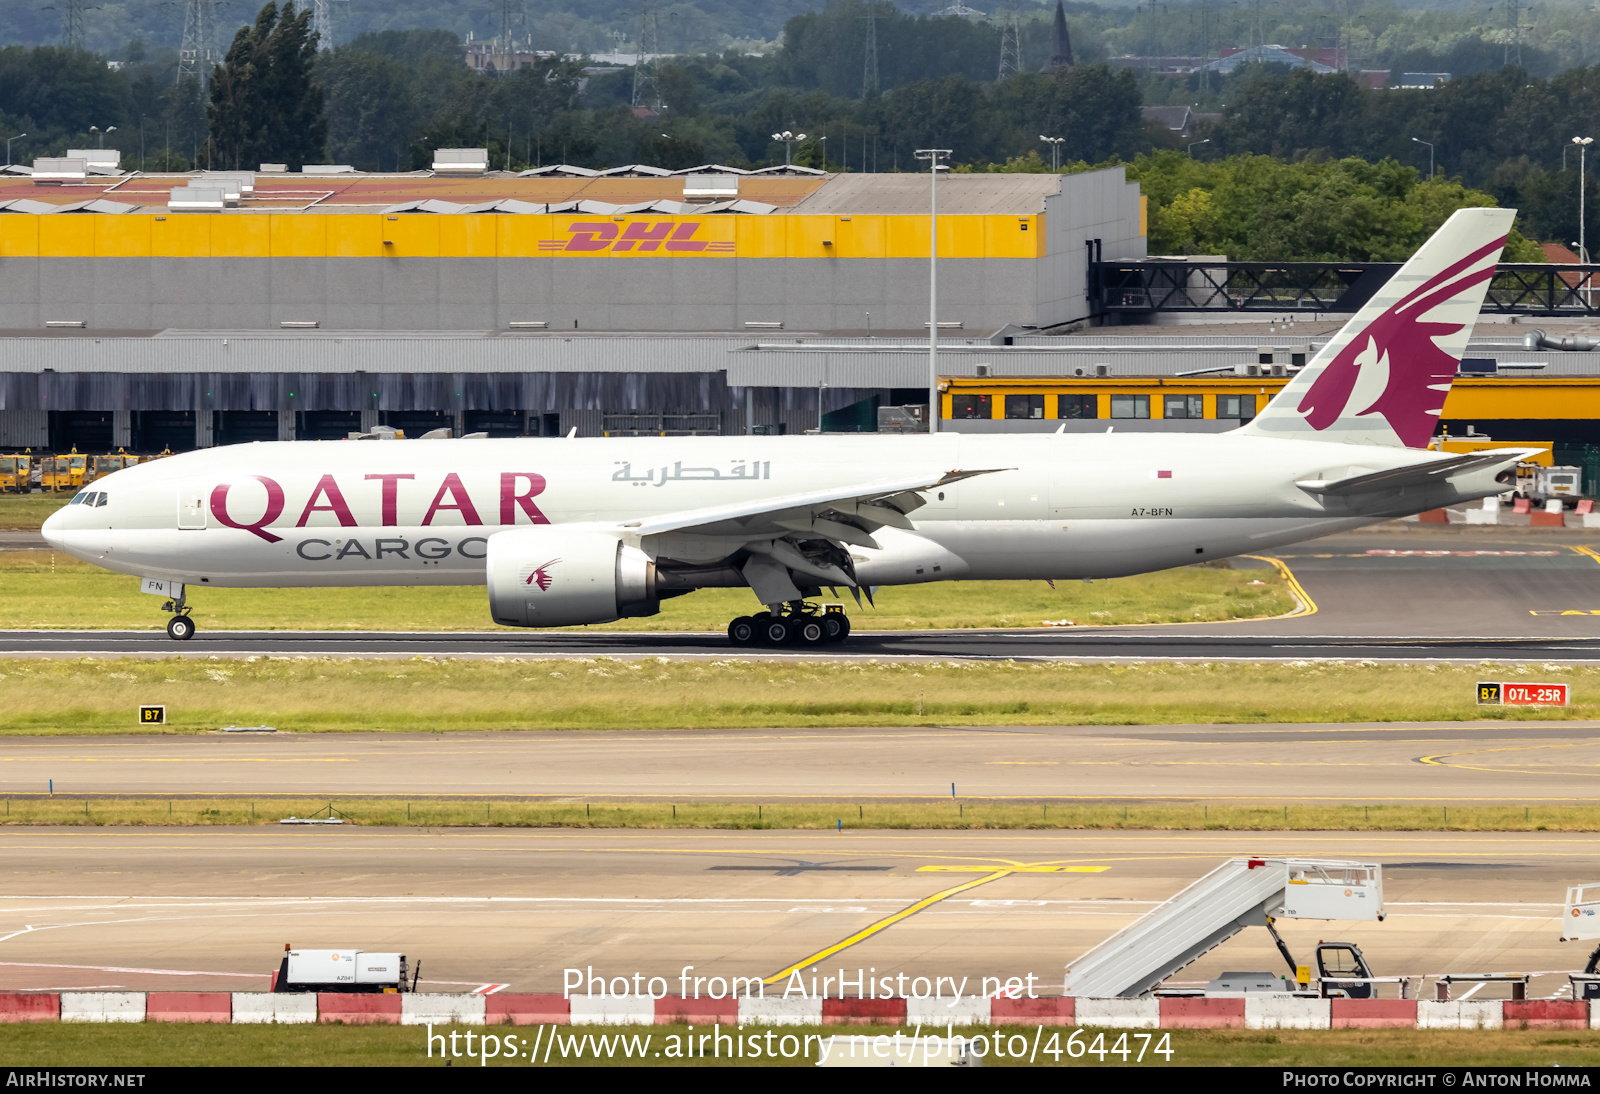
xmin=1239 ymin=207 xmax=1515 ymax=448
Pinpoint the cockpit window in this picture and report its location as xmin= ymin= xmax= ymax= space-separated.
xmin=92 ymin=492 xmax=107 ymax=507
xmin=70 ymin=492 xmax=88 ymax=505
xmin=71 ymin=491 xmax=108 ymax=507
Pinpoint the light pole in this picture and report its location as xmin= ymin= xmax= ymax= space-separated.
xmin=770 ymin=130 xmax=807 ymax=168
xmin=1039 ymin=134 xmax=1064 ymax=171
xmin=1576 ymin=138 xmax=1594 ymax=271
xmin=89 ymin=124 xmax=117 ymax=149
xmin=1411 ymin=136 xmax=1434 ymax=180
xmin=4 ymin=132 xmax=25 ymax=168
xmin=915 ymin=148 xmax=951 ymax=434
xmin=818 ymin=135 xmax=827 ymax=171
xmin=1187 ymin=138 xmax=1210 ymax=156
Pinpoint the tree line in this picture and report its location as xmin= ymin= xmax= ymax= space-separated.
xmin=3 ymin=0 xmax=1598 ymax=259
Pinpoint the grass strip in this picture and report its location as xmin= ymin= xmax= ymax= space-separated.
xmin=0 ymin=658 xmax=1591 ymax=735
xmin=5 ymin=1024 xmax=1600 ymax=1067
xmin=0 ymin=494 xmax=67 ymax=531
xmin=0 ymin=799 xmax=1591 ymax=831
xmin=0 ymin=549 xmax=1289 ymax=631
xmin=0 ymin=496 xmax=1297 ymax=633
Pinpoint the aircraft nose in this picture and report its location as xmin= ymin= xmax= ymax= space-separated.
xmin=40 ymin=505 xmax=66 ymax=550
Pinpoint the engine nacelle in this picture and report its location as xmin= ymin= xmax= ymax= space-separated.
xmin=486 ymin=527 xmax=656 ymax=628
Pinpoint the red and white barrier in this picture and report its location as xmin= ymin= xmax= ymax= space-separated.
xmin=60 ymin=992 xmax=144 ymax=1023
xmin=316 ymin=993 xmax=402 ymax=1025
xmin=146 ymin=992 xmax=231 ymax=1023
xmin=486 ymin=994 xmax=568 ymax=1026
xmin=3 ymin=992 xmax=1589 ymax=1028
xmin=232 ymin=992 xmax=316 ymax=1024
xmin=401 ymin=993 xmax=486 ymax=1026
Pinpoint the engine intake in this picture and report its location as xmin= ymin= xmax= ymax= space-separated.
xmin=486 ymin=528 xmax=656 ymax=628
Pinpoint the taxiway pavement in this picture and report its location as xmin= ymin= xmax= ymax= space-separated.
xmin=0 ymin=828 xmax=1586 ymax=996
xmin=9 ymin=723 xmax=1600 ymax=803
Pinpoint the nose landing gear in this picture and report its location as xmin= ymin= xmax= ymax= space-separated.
xmin=161 ymin=591 xmax=197 ymax=642
xmin=727 ymin=602 xmax=851 ymax=647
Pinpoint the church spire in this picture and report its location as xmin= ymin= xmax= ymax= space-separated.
xmin=1041 ymin=0 xmax=1074 ymax=72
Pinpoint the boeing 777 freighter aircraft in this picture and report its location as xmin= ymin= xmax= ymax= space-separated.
xmin=43 ymin=207 xmax=1533 ymax=645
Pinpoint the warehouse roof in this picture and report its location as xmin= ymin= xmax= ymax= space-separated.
xmin=0 ymin=168 xmax=1074 ymax=215
xmin=789 ymin=173 xmax=1065 ymax=215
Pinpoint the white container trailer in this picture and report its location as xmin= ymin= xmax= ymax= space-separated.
xmin=273 ymin=945 xmax=414 ymax=993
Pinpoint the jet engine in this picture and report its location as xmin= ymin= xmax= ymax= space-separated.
xmin=486 ymin=528 xmax=657 ymax=627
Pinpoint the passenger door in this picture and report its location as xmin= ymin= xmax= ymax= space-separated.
xmin=177 ymin=482 xmax=207 ymax=530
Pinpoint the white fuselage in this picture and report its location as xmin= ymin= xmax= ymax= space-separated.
xmin=42 ymin=431 xmax=1497 ymax=595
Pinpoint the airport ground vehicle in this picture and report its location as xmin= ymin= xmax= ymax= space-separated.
xmin=1524 ymin=465 xmax=1585 ymax=507
xmin=40 ymin=453 xmax=87 ymax=492
xmin=271 ymin=945 xmax=415 ymax=993
xmin=0 ymin=455 xmax=27 ymax=493
xmin=87 ymin=453 xmax=139 ymax=483
xmin=1064 ymin=857 xmax=1386 ymax=999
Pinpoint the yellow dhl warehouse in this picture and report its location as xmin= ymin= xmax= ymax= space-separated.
xmin=0 ymin=168 xmax=1144 ymax=333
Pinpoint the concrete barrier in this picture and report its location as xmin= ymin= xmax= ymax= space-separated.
xmin=317 ymin=993 xmax=402 ymax=1024
xmin=402 ymin=993 xmax=486 ymax=1026
xmin=907 ymin=996 xmax=992 ymax=1025
xmin=1075 ymin=998 xmax=1159 ymax=1029
xmin=992 ymin=996 xmax=1074 ymax=1026
xmin=822 ymin=997 xmax=907 ymax=1024
xmin=1417 ymin=1000 xmax=1503 ymax=1030
xmin=487 ymin=994 xmax=569 ymax=1026
xmin=568 ymin=996 xmax=654 ymax=1025
xmin=231 ymin=993 xmax=316 ymax=1024
xmin=1159 ymin=997 xmax=1246 ymax=1028
xmin=0 ymin=993 xmax=59 ymax=1022
xmin=1244 ymin=996 xmax=1330 ymax=1030
xmin=655 ymin=996 xmax=740 ymax=1025
xmin=146 ymin=992 xmax=231 ymax=1023
xmin=1503 ymin=1000 xmax=1588 ymax=1030
xmin=738 ymin=996 xmax=823 ymax=1025
xmin=1331 ymin=999 xmax=1417 ymax=1029
xmin=60 ymin=992 xmax=145 ymax=1023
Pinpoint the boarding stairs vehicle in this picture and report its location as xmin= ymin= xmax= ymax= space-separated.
xmin=1063 ymin=857 xmax=1384 ymax=999
xmin=271 ymin=944 xmax=416 ymax=994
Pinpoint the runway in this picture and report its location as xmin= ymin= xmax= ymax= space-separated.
xmin=4 ymin=527 xmax=1600 ymax=661
xmin=0 ymin=828 xmax=1588 ymax=996
xmin=10 ymin=723 xmax=1600 ymax=803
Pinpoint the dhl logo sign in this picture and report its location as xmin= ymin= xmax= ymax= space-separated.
xmin=537 ymin=220 xmax=735 ymax=256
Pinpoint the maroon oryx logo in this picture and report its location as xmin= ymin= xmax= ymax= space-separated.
xmin=524 ymin=559 xmax=560 ymax=592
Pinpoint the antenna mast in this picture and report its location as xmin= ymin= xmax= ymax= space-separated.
xmin=997 ymin=0 xmax=1020 ymax=79
xmin=177 ymin=0 xmax=216 ymax=86
xmin=631 ymin=0 xmax=660 ymax=109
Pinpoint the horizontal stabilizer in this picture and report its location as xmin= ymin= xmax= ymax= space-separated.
xmin=1296 ymin=450 xmax=1536 ymax=498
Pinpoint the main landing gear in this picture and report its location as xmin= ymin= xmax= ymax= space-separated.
xmin=162 ymin=591 xmax=197 ymax=642
xmin=727 ymin=602 xmax=851 ymax=647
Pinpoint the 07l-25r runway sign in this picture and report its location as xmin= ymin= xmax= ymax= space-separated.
xmin=1477 ymin=681 xmax=1570 ymax=706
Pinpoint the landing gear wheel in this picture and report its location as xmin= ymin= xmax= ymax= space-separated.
xmin=727 ymin=616 xmax=758 ymax=646
xmin=166 ymin=615 xmax=196 ymax=642
xmin=821 ymin=615 xmax=848 ymax=643
xmin=758 ymin=616 xmax=792 ymax=645
xmin=793 ymin=618 xmax=827 ymax=645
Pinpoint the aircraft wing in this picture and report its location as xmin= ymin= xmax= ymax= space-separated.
xmin=1296 ymin=449 xmax=1539 ymax=498
xmin=620 ymin=467 xmax=1006 ymax=540
xmin=621 ymin=467 xmax=1007 ymax=599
